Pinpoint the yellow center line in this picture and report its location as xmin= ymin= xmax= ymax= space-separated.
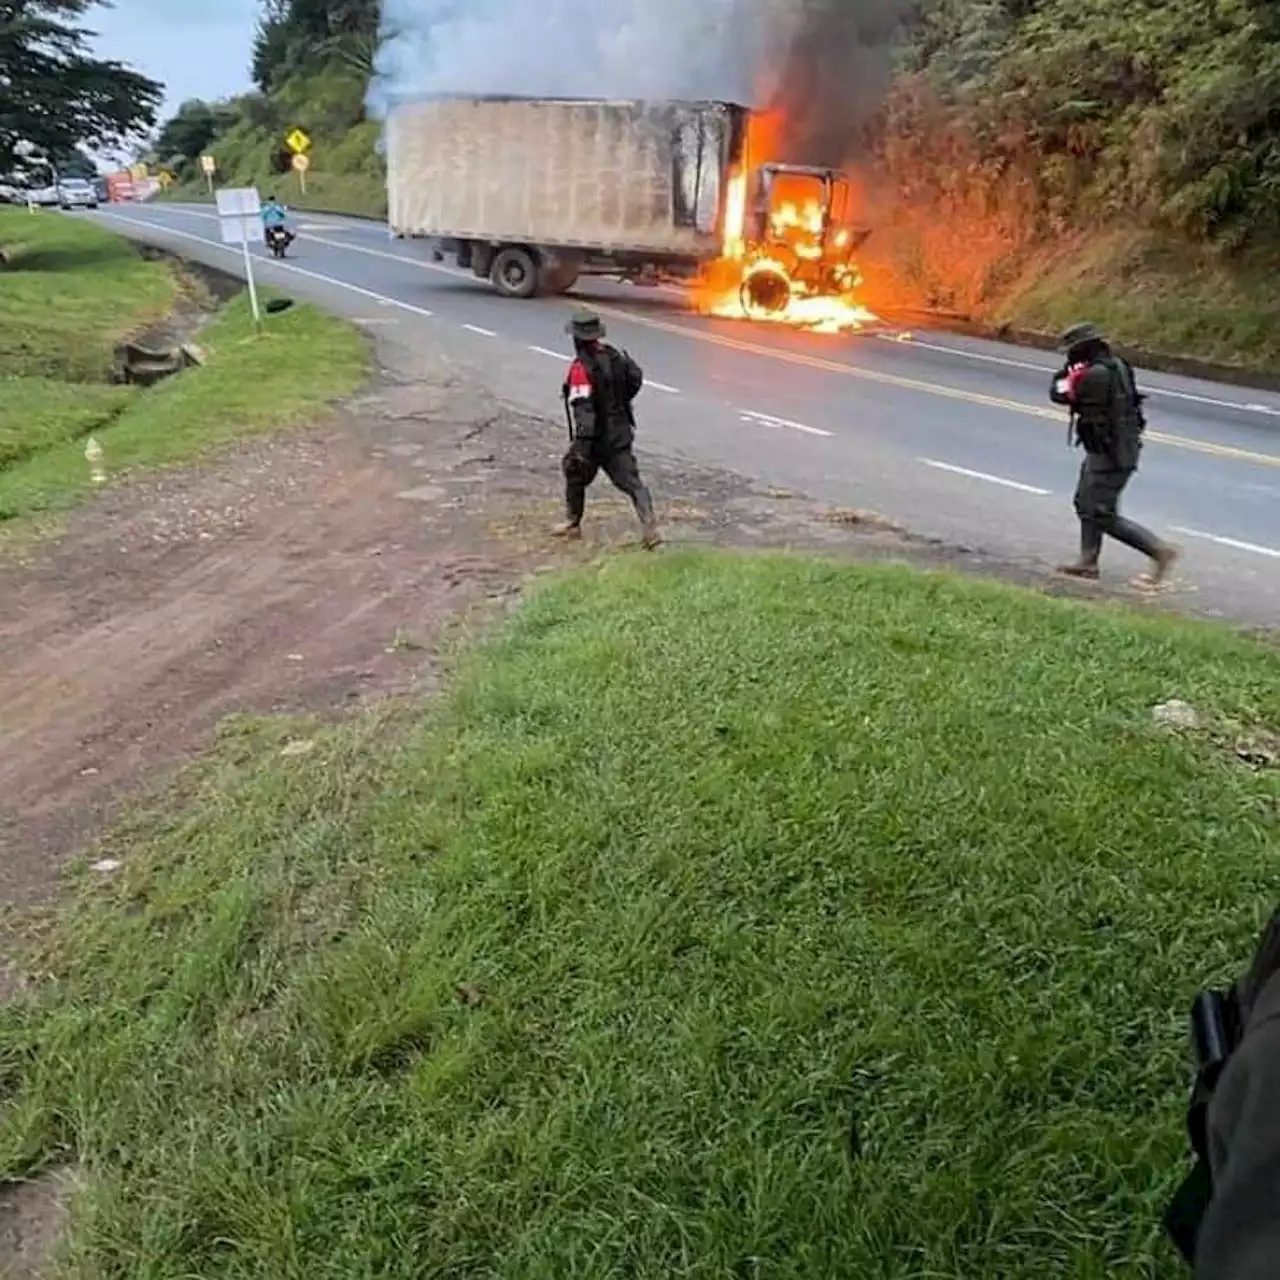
xmin=160 ymin=213 xmax=1280 ymax=471
xmin=586 ymin=302 xmax=1280 ymax=471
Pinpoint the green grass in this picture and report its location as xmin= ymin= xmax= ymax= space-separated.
xmin=0 ymin=208 xmax=369 ymax=534
xmin=0 ymin=293 xmax=369 ymax=527
xmin=2 ymin=553 xmax=1277 ymax=1276
xmin=0 ymin=208 xmax=176 ymax=382
xmin=0 ymin=379 xmax=135 ymax=471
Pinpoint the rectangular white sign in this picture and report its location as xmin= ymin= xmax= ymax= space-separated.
xmin=216 ymin=186 xmax=260 ymax=219
xmin=218 ymin=216 xmax=261 ymax=246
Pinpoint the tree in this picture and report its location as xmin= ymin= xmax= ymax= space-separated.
xmin=252 ymin=0 xmax=291 ymax=93
xmin=0 ymin=0 xmax=162 ymax=179
xmin=152 ymin=98 xmax=238 ymax=166
xmin=251 ymin=0 xmax=380 ymax=93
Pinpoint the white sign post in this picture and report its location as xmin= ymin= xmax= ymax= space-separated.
xmin=216 ymin=187 xmax=263 ymax=325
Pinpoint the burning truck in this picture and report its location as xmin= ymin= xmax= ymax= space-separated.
xmin=385 ymin=95 xmax=875 ymax=330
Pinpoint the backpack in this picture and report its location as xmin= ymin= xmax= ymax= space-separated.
xmin=611 ymin=346 xmax=644 ymax=404
xmin=1110 ymin=356 xmax=1147 ymax=434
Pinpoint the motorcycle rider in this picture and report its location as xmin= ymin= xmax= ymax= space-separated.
xmin=260 ymin=195 xmax=292 ymax=248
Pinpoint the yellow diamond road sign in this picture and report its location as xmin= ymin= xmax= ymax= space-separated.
xmin=285 ymin=128 xmax=311 ymax=155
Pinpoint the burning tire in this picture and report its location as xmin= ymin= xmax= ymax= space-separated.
xmin=741 ymin=265 xmax=791 ymax=316
xmin=490 ymin=246 xmax=539 ymax=299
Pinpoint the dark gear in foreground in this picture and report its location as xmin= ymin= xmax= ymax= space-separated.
xmin=1049 ymin=322 xmax=1178 ymax=583
xmin=557 ymin=309 xmax=660 ymax=549
xmin=1166 ymin=906 xmax=1280 ymax=1278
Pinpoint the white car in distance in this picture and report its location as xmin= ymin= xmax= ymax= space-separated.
xmin=57 ymin=178 xmax=99 ymax=210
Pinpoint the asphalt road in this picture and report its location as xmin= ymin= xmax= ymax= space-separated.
xmin=92 ymin=202 xmax=1280 ymax=624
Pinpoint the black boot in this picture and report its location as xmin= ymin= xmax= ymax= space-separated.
xmin=1058 ymin=519 xmax=1102 ymax=579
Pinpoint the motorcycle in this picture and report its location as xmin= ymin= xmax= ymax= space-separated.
xmin=265 ymin=225 xmax=294 ymax=259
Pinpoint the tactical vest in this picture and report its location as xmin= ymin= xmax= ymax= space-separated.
xmin=1076 ymin=355 xmax=1145 ymax=465
xmin=582 ymin=345 xmax=641 ymax=446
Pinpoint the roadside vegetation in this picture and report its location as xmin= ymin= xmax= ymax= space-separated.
xmin=148 ymin=0 xmax=1280 ymax=373
xmin=0 ymin=208 xmax=368 ymax=535
xmin=866 ymin=0 xmax=1280 ymax=370
xmin=161 ymin=63 xmax=384 ymax=219
xmin=2 ymin=552 xmax=1276 ymax=1276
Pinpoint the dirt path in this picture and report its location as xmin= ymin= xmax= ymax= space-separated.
xmin=0 ymin=327 xmax=1139 ymax=916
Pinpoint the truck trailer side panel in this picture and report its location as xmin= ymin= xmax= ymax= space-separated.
xmin=386 ymin=96 xmax=742 ymax=261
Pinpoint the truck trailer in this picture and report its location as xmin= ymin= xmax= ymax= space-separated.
xmin=385 ymin=94 xmax=869 ymax=313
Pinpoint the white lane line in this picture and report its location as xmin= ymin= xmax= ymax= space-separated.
xmin=877 ymin=333 xmax=1046 ymax=375
xmin=120 ymin=211 xmax=1280 ymax=446
xmin=104 ymin=216 xmax=693 ymax=394
xmin=739 ymin=408 xmax=832 ymax=438
xmin=647 ymin=380 xmax=680 ymax=393
xmin=96 ymin=211 xmax=436 ymax=317
xmin=148 ymin=208 xmax=1280 ymax=423
xmin=1171 ymin=526 xmax=1280 ymax=559
xmin=920 ymin=458 xmax=1051 ymax=495
xmin=876 ymin=333 xmax=1280 ymax=419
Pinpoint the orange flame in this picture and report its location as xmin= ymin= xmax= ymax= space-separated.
xmin=699 ymin=110 xmax=880 ymax=335
xmin=723 ymin=169 xmax=747 ymax=261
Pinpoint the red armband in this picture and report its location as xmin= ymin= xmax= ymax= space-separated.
xmin=565 ymin=359 xmax=593 ymax=403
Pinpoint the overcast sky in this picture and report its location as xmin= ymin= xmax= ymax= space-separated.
xmin=89 ymin=0 xmax=259 ymax=118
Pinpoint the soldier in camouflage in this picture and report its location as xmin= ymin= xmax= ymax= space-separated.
xmin=555 ymin=309 xmax=660 ymax=549
xmin=1050 ymin=322 xmax=1179 ymax=583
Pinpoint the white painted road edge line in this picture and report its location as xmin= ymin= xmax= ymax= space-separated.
xmin=1172 ymin=526 xmax=1280 ymax=559
xmin=109 ymin=209 xmax=1280 ymax=472
xmin=920 ymin=458 xmax=1052 ymax=496
xmin=97 ymin=211 xmax=437 ymax=318
xmin=646 ymin=380 xmax=680 ymax=394
xmin=739 ymin=409 xmax=832 ymax=438
xmin=103 ymin=215 xmax=690 ymax=390
xmin=878 ymin=333 xmax=1280 ymax=416
xmin=160 ymin=205 xmax=1280 ymax=421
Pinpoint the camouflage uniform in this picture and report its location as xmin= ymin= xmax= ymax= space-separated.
xmin=1050 ymin=322 xmax=1178 ymax=582
xmin=556 ymin=309 xmax=660 ymax=548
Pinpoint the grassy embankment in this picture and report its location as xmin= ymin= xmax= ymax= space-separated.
xmin=2 ymin=552 xmax=1277 ymax=1276
xmin=994 ymin=231 xmax=1280 ymax=373
xmin=168 ymin=65 xmax=385 ymax=219
xmin=0 ymin=207 xmax=369 ymax=536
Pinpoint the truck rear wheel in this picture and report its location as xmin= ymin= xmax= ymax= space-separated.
xmin=491 ymin=247 xmax=539 ymax=299
xmin=539 ymin=263 xmax=580 ymax=295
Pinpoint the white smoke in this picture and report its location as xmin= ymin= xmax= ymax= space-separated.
xmin=368 ymin=0 xmax=796 ymax=117
xmin=368 ymin=0 xmax=916 ymax=165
